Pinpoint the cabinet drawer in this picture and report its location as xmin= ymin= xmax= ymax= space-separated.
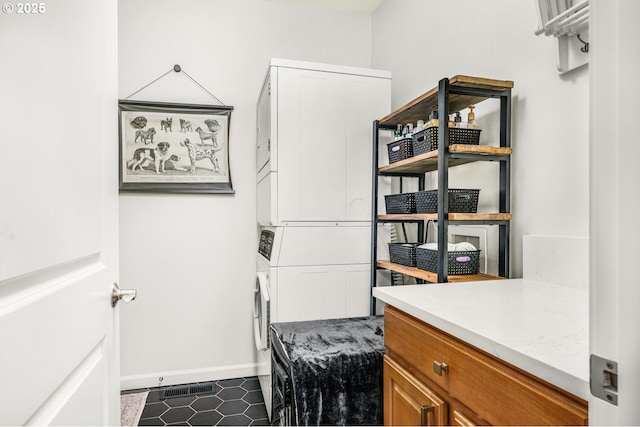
xmin=384 ymin=306 xmax=588 ymax=426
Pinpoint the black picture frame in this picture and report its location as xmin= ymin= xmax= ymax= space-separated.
xmin=118 ymin=100 xmax=234 ymax=194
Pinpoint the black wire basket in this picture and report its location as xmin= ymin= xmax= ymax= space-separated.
xmin=416 ymin=248 xmax=481 ymax=275
xmin=387 ymin=138 xmax=414 ymax=163
xmin=388 ymin=243 xmax=419 ymax=267
xmin=384 ymin=193 xmax=416 ymax=214
xmin=413 ymin=126 xmax=481 ymax=155
xmin=415 ymin=189 xmax=480 ymax=213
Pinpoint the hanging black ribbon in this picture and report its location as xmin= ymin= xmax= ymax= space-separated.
xmin=124 ymin=64 xmax=226 ymax=106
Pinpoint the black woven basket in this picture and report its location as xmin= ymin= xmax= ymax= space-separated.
xmin=413 ymin=127 xmax=481 ymax=155
xmin=387 ymin=138 xmax=413 ymax=163
xmin=388 ymin=243 xmax=419 ymax=267
xmin=415 ymin=189 xmax=480 ymax=213
xmin=384 ymin=193 xmax=416 ymax=214
xmin=416 ymin=248 xmax=481 ymax=275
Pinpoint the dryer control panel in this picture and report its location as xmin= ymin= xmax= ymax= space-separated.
xmin=258 ymin=230 xmax=275 ymax=260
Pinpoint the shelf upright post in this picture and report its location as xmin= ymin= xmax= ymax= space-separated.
xmin=370 ymin=120 xmax=380 ymax=315
xmin=437 ymin=78 xmax=451 ymax=283
xmin=417 ymin=174 xmax=425 ymax=244
xmin=499 ymin=89 xmax=512 ymax=278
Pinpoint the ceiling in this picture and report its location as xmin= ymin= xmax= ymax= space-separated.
xmin=265 ymin=0 xmax=384 ymax=15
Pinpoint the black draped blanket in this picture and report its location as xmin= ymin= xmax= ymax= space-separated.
xmin=270 ymin=316 xmax=385 ymax=426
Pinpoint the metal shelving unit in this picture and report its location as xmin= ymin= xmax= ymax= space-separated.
xmin=370 ymin=76 xmax=514 ymax=313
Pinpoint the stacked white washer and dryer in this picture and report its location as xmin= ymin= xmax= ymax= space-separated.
xmin=253 ymin=59 xmax=391 ymax=418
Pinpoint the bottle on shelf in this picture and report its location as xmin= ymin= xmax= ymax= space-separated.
xmin=395 ymin=124 xmax=403 ymax=140
xmin=403 ymin=123 xmax=414 ymax=138
xmin=454 ymin=111 xmax=462 ymax=128
xmin=467 ymin=105 xmax=479 ymax=129
xmin=426 ymin=110 xmax=439 ymax=128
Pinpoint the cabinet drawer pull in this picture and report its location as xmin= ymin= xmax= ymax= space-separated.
xmin=420 ymin=404 xmax=435 ymax=426
xmin=433 ymin=361 xmax=449 ymax=376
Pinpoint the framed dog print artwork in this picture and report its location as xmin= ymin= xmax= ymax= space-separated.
xmin=118 ymin=100 xmax=234 ymax=194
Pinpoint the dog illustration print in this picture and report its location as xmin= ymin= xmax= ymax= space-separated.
xmin=204 ymin=119 xmax=220 ymax=133
xmin=180 ymin=119 xmax=192 ymax=133
xmin=195 ymin=126 xmax=220 ymax=147
xmin=134 ymin=127 xmax=156 ymax=144
xmin=129 ymin=116 xmax=147 ymax=129
xmin=180 ymin=138 xmax=222 ymax=173
xmin=127 ymin=142 xmax=172 ymax=173
xmin=160 ymin=117 xmax=173 ymax=132
xmin=134 ymin=154 xmax=187 ymax=172
xmin=164 ymin=154 xmax=187 ymax=171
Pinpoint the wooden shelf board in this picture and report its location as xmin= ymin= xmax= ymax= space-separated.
xmin=450 ymin=144 xmax=512 ymax=155
xmin=378 ymin=213 xmax=512 ymax=221
xmin=379 ymin=75 xmax=514 ymax=127
xmin=379 ymin=145 xmax=512 ymax=174
xmin=377 ymin=260 xmax=505 ymax=283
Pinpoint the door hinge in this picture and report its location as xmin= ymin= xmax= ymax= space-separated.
xmin=590 ymin=354 xmax=618 ymax=406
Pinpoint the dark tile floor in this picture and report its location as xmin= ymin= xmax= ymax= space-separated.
xmin=122 ymin=377 xmax=269 ymax=426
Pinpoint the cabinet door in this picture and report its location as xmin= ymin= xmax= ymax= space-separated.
xmin=451 ymin=409 xmax=477 ymax=426
xmin=384 ymin=356 xmax=448 ymax=426
xmin=277 ymin=67 xmax=389 ymax=223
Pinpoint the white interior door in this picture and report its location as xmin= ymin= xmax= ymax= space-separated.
xmin=590 ymin=0 xmax=640 ymax=424
xmin=0 ymin=0 xmax=120 ymax=425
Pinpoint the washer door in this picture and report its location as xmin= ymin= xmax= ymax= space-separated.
xmin=253 ymin=271 xmax=270 ymax=351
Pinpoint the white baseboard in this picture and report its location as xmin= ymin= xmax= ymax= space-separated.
xmin=120 ymin=363 xmax=259 ymax=391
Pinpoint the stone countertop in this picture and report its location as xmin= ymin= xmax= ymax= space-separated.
xmin=373 ymin=279 xmax=589 ymax=400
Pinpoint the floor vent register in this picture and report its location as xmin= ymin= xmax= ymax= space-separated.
xmin=161 ymin=382 xmax=218 ymax=400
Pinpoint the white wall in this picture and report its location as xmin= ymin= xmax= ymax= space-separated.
xmin=118 ymin=0 xmax=374 ymax=388
xmin=119 ymin=0 xmax=590 ymax=388
xmin=372 ymin=0 xmax=589 ymax=277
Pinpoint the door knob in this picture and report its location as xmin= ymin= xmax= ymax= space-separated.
xmin=111 ymin=283 xmax=137 ymax=307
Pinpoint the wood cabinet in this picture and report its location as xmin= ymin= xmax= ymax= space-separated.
xmin=383 ymin=305 xmax=588 ymax=426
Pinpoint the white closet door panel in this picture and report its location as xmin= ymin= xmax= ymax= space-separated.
xmin=277 ymin=225 xmax=370 ymax=266
xmin=276 ymin=268 xmax=345 ymax=322
xmin=344 ymin=76 xmax=392 ymax=221
xmin=256 ymin=69 xmax=273 ymax=175
xmin=344 ymin=268 xmax=372 ymax=317
xmin=277 ymin=68 xmax=347 ymax=222
xmin=257 ymin=172 xmax=276 ymax=226
xmin=275 ymin=264 xmax=370 ymax=322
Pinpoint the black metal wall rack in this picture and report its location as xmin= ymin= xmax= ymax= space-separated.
xmin=370 ymin=76 xmax=514 ymax=314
